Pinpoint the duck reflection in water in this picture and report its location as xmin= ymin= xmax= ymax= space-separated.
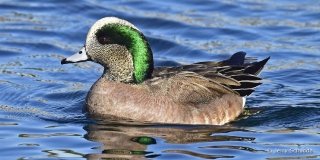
xmin=83 ymin=116 xmax=256 ymax=159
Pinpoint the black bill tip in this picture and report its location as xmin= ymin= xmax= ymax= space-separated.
xmin=61 ymin=58 xmax=68 ymax=65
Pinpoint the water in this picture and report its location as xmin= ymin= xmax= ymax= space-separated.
xmin=1 ymin=0 xmax=320 ymax=159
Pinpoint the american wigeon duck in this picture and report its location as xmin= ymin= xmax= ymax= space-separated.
xmin=61 ymin=17 xmax=269 ymax=125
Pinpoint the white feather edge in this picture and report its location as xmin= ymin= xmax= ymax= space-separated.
xmin=242 ymin=97 xmax=246 ymax=108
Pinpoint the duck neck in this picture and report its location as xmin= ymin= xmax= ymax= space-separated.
xmin=98 ymin=24 xmax=154 ymax=83
xmin=102 ymin=68 xmax=135 ymax=83
xmin=100 ymin=45 xmax=135 ymax=83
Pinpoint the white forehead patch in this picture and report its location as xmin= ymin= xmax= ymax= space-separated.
xmin=95 ymin=17 xmax=139 ymax=30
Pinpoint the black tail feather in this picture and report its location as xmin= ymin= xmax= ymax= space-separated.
xmin=231 ymin=82 xmax=262 ymax=90
xmin=222 ymin=51 xmax=246 ymax=66
xmin=221 ymin=52 xmax=270 ymax=96
xmin=244 ymin=56 xmax=270 ymax=76
xmin=231 ymin=74 xmax=262 ymax=81
xmin=234 ymin=89 xmax=255 ymax=97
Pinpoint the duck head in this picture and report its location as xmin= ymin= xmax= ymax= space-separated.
xmin=61 ymin=17 xmax=154 ymax=83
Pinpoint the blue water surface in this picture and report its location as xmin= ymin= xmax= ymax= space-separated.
xmin=0 ymin=0 xmax=320 ymax=159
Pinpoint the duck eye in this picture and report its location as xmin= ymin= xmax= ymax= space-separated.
xmin=98 ymin=36 xmax=112 ymax=44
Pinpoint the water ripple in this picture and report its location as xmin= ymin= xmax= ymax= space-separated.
xmin=1 ymin=0 xmax=320 ymax=159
